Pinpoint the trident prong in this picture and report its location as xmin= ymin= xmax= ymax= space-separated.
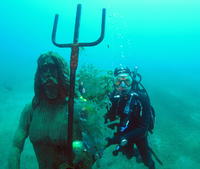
xmin=51 ymin=4 xmax=106 ymax=168
xmin=52 ymin=4 xmax=106 ymax=47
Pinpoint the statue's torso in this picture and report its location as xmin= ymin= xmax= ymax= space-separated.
xmin=29 ymin=103 xmax=68 ymax=145
xmin=28 ymin=101 xmax=81 ymax=169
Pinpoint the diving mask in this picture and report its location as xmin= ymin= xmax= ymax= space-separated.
xmin=114 ymin=73 xmax=133 ymax=87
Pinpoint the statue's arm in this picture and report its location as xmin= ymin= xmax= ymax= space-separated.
xmin=7 ymin=104 xmax=32 ymax=169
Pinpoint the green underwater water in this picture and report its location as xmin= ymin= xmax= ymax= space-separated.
xmin=0 ymin=0 xmax=200 ymax=169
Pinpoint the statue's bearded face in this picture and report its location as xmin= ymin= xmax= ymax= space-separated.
xmin=40 ymin=57 xmax=59 ymax=100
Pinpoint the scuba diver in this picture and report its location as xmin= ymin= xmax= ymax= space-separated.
xmin=104 ymin=66 xmax=156 ymax=169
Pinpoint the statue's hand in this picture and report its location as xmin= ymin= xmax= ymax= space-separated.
xmin=72 ymin=140 xmax=87 ymax=164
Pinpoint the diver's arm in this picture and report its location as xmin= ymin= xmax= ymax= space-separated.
xmin=7 ymin=104 xmax=32 ymax=169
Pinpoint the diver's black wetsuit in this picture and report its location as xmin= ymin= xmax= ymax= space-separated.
xmin=105 ymin=90 xmax=155 ymax=169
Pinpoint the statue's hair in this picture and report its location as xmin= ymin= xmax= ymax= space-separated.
xmin=32 ymin=51 xmax=69 ymax=108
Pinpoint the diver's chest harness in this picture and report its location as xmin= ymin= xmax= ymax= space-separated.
xmin=112 ymin=92 xmax=143 ymax=132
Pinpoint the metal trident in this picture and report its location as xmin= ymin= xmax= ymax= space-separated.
xmin=52 ymin=4 xmax=106 ymax=168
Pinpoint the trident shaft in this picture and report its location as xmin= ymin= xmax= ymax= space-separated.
xmin=52 ymin=4 xmax=106 ymax=167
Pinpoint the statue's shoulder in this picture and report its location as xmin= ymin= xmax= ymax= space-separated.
xmin=18 ymin=102 xmax=33 ymax=128
xmin=20 ymin=102 xmax=34 ymax=118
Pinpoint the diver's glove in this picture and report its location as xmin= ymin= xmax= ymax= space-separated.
xmin=120 ymin=138 xmax=128 ymax=146
xmin=105 ymin=135 xmax=128 ymax=147
xmin=109 ymin=137 xmax=128 ymax=156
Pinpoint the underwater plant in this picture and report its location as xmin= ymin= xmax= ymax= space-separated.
xmin=77 ymin=64 xmax=114 ymax=103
